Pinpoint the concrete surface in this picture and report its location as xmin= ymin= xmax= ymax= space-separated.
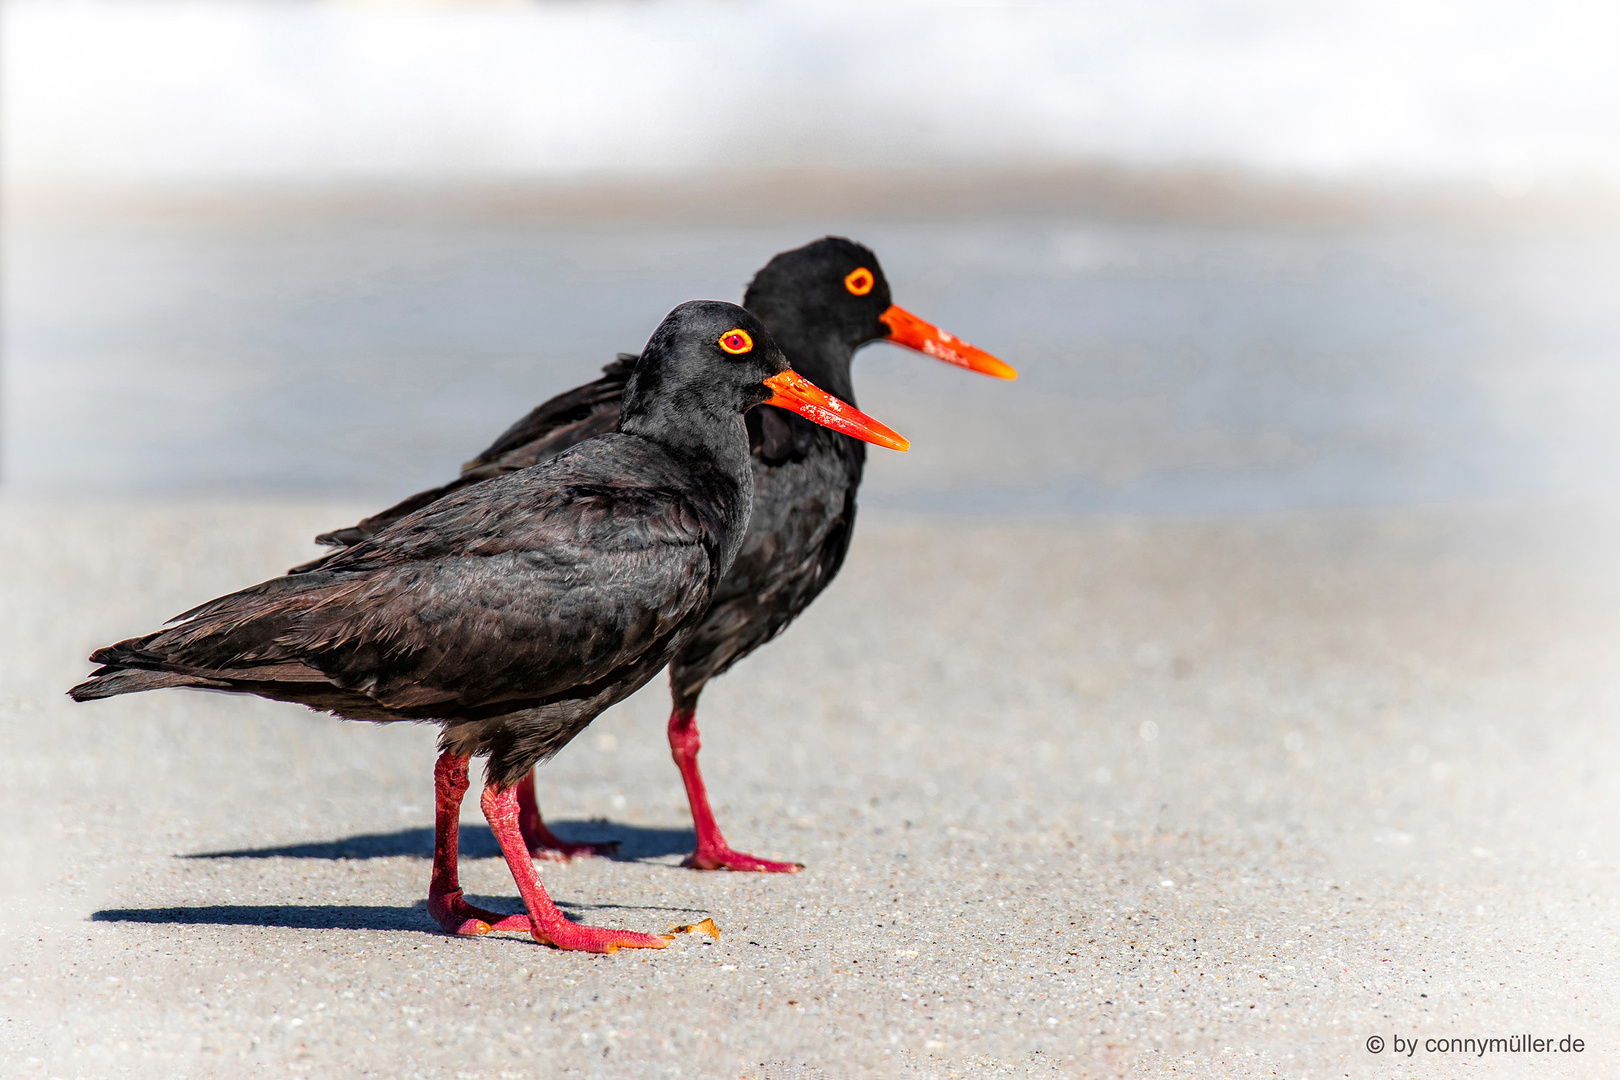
xmin=2 ymin=499 xmax=1618 ymax=1078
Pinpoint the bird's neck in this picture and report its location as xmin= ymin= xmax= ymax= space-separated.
xmin=619 ymin=400 xmax=755 ymax=485
xmin=618 ymin=405 xmax=755 ymax=578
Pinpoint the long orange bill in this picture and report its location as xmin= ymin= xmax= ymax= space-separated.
xmin=879 ymin=306 xmax=1017 ymax=380
xmin=762 ymin=371 xmax=910 ymax=452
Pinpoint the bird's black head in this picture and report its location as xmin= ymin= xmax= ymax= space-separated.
xmin=623 ymin=301 xmax=787 ymax=422
xmin=742 ymin=237 xmax=1016 ymax=388
xmin=621 ymin=299 xmax=907 ymax=454
xmin=743 ymin=237 xmax=894 ymax=355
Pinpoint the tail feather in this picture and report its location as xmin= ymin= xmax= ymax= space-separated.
xmin=87 ymin=641 xmax=156 ymax=667
xmin=69 ymin=667 xmax=226 ymax=702
xmin=72 ymin=570 xmax=348 ymax=704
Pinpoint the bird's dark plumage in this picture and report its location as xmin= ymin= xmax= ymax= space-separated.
xmin=298 ymin=237 xmax=1009 ymax=872
xmin=73 ymin=303 xmax=781 ymax=788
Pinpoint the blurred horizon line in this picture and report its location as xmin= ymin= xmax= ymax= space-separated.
xmin=10 ymin=164 xmax=1620 ymax=230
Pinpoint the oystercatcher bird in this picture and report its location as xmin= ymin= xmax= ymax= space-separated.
xmin=70 ymin=301 xmax=907 ymax=953
xmin=309 ymin=238 xmax=1013 ymax=871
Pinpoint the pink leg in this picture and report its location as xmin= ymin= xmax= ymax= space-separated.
xmin=515 ymin=771 xmax=619 ymax=861
xmin=668 ymin=707 xmax=801 ymax=873
xmin=426 ymin=753 xmax=531 ymax=935
xmin=482 ymin=783 xmax=668 ymax=954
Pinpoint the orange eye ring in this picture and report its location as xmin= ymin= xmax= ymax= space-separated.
xmin=844 ymin=267 xmax=874 ymax=296
xmin=718 ymin=329 xmax=753 ymax=354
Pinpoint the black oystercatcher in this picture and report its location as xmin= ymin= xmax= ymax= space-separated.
xmin=70 ymin=301 xmax=907 ymax=953
xmin=309 ymin=238 xmax=1014 ymax=871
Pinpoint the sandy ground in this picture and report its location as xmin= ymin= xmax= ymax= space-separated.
xmin=2 ymin=499 xmax=1618 ymax=1079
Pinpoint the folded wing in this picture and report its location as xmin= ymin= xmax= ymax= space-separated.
xmin=77 ymin=444 xmax=713 ymax=718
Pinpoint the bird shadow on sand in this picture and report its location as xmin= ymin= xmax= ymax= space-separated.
xmin=91 ymin=895 xmax=707 ymax=935
xmin=180 ymin=820 xmax=695 ymax=863
xmin=91 ymin=904 xmax=438 ymax=934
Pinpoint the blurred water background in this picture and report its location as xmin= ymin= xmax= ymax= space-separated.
xmin=4 ymin=0 xmax=1618 ymax=514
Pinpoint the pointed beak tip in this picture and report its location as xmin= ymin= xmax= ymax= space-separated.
xmin=880 ymin=305 xmax=1016 ymax=382
xmin=853 ymin=422 xmax=910 ymax=453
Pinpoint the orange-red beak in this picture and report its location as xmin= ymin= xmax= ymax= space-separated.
xmin=762 ymin=371 xmax=909 ymax=452
xmin=879 ymin=306 xmax=1016 ymax=380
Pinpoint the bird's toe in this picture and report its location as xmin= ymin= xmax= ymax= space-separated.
xmin=535 ymin=922 xmax=670 ymax=954
xmin=685 ymin=846 xmax=802 ymax=873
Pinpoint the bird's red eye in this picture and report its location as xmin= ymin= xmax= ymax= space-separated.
xmin=718 ymin=329 xmax=753 ymax=354
xmin=844 ymin=267 xmax=874 ymax=296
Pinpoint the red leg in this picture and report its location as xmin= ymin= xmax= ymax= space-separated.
xmin=427 ymin=752 xmax=530 ymax=935
xmin=482 ymin=783 xmax=668 ymax=954
xmin=515 ymin=770 xmax=619 ymax=861
xmin=668 ymin=707 xmax=801 ymax=873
